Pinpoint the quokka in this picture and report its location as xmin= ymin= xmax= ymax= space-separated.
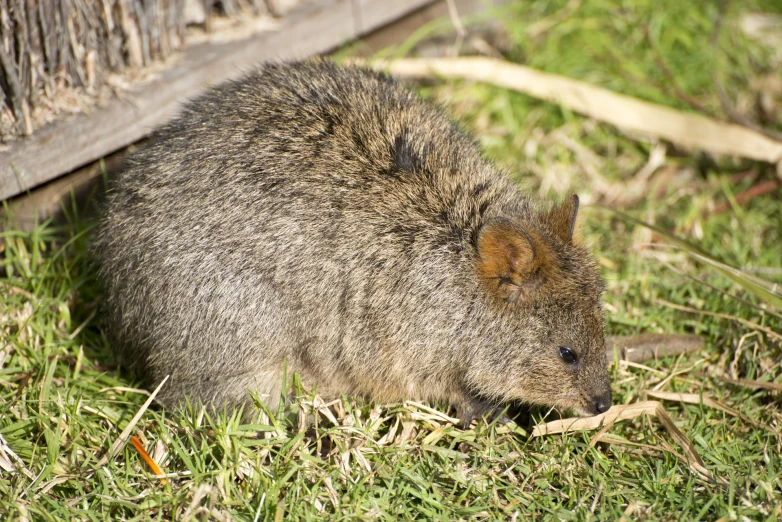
xmin=95 ymin=60 xmax=612 ymax=425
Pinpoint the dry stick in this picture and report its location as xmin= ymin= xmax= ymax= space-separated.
xmin=377 ymin=57 xmax=782 ymax=167
xmin=618 ymin=360 xmax=667 ymax=376
xmin=444 ymin=0 xmax=466 ymax=58
xmin=593 ymin=434 xmax=668 ymax=453
xmin=610 ymin=167 xmax=755 ymax=208
xmin=712 ymin=179 xmax=781 ymax=215
xmin=606 ymin=333 xmax=703 ymax=364
xmin=66 ymin=308 xmax=97 ymax=340
xmin=95 ymin=375 xmax=169 ymax=469
xmin=532 ymin=401 xmax=727 ymax=485
xmin=589 ymin=482 xmax=603 ymax=513
xmin=652 ymin=298 xmax=782 ymax=342
xmin=532 ymin=402 xmax=653 ymax=436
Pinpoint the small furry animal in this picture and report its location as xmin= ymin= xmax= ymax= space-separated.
xmin=95 ymin=59 xmax=612 ymax=425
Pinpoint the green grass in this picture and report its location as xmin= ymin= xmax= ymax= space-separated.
xmin=2 ymin=0 xmax=781 ymax=519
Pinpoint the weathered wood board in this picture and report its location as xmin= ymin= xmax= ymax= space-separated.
xmin=0 ymin=0 xmax=434 ymax=201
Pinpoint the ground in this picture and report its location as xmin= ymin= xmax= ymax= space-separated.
xmin=1 ymin=0 xmax=781 ymax=520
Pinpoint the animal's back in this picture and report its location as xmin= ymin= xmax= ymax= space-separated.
xmin=96 ymin=60 xmax=527 ymax=410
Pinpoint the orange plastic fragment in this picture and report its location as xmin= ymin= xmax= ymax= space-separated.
xmin=130 ymin=435 xmax=167 ymax=485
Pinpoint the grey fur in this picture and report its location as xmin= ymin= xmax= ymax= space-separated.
xmin=94 ymin=59 xmax=611 ymax=423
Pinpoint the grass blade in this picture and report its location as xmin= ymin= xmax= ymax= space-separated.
xmin=605 ymin=208 xmax=782 ymax=310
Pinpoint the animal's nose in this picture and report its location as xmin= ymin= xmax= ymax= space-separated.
xmin=594 ymin=391 xmax=612 ymax=414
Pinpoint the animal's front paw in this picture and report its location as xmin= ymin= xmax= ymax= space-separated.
xmin=455 ymin=397 xmax=511 ymax=429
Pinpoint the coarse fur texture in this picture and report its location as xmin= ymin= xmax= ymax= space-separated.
xmin=95 ymin=59 xmax=611 ymax=424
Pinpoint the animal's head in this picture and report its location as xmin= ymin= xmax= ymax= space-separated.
xmin=466 ymin=195 xmax=611 ymax=416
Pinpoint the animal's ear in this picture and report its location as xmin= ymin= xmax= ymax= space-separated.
xmin=476 ymin=218 xmax=542 ymax=302
xmin=544 ymin=194 xmax=580 ymax=243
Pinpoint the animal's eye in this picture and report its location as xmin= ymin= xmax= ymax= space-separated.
xmin=558 ymin=346 xmax=578 ymax=364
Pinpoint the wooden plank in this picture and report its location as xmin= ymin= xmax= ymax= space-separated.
xmin=0 ymin=0 xmax=437 ymax=201
xmin=605 ymin=333 xmax=703 ymax=364
xmin=355 ymin=0 xmax=433 ymax=35
xmin=4 ymin=0 xmax=507 ymax=230
xmin=1 ymin=149 xmax=126 ymax=231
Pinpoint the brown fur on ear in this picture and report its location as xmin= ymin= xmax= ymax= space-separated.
xmin=476 ymin=218 xmax=544 ymax=302
xmin=544 ymin=194 xmax=580 ymax=243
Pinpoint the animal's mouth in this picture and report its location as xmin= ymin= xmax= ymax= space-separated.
xmin=570 ymin=392 xmax=612 ymax=416
xmin=537 ymin=399 xmax=594 ymax=418
xmin=572 ymin=404 xmax=600 ymax=417
xmin=553 ymin=395 xmax=603 ymax=417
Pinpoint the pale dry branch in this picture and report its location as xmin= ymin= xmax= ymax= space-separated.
xmin=532 ymin=401 xmax=660 ymax=436
xmin=531 ymin=401 xmax=728 ymax=485
xmin=605 ymin=333 xmax=703 ymax=364
xmin=375 ymin=57 xmax=782 ymax=167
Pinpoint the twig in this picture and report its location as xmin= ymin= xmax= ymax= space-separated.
xmin=606 ymin=333 xmax=703 ymax=364
xmin=375 ymin=57 xmax=782 ymax=166
xmin=532 ymin=401 xmax=728 ymax=485
xmin=404 ymin=400 xmax=461 ymax=424
xmin=714 ymin=81 xmax=782 ymax=142
xmin=713 ymin=179 xmax=781 ymax=214
xmin=618 ymin=360 xmax=667 ymax=376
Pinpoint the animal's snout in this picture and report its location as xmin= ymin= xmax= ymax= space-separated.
xmin=593 ymin=391 xmax=612 ymax=414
